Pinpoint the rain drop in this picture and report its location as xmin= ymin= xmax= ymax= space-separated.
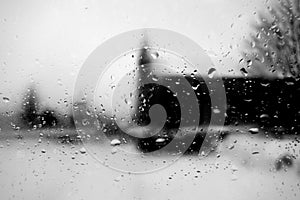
xmin=261 ymin=82 xmax=270 ymax=87
xmin=240 ymin=68 xmax=248 ymax=76
xmin=259 ymin=114 xmax=269 ymax=119
xmin=213 ymin=108 xmax=221 ymax=114
xmin=82 ymin=119 xmax=89 ymax=126
xmin=57 ymin=79 xmax=63 ymax=86
xmin=114 ymin=175 xmax=122 ymax=182
xmin=152 ymin=75 xmax=159 ymax=82
xmin=231 ymin=165 xmax=238 ymax=172
xmin=248 ymin=127 xmax=259 ymax=134
xmin=111 ymin=147 xmax=118 ymax=154
xmin=79 ymin=147 xmax=87 ymax=154
xmin=150 ymin=51 xmax=159 ymax=59
xmin=208 ymin=68 xmax=216 ymax=78
xmin=231 ymin=174 xmax=238 ymax=181
xmin=2 ymin=97 xmax=10 ymax=103
xmin=155 ymin=138 xmax=166 ymax=143
xmin=111 ymin=139 xmax=121 ymax=146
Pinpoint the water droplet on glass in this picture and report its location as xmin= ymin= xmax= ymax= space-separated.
xmin=247 ymin=60 xmax=253 ymax=66
xmin=86 ymin=109 xmax=91 ymax=116
xmin=259 ymin=114 xmax=269 ymax=119
xmin=286 ymin=81 xmax=294 ymax=86
xmin=248 ymin=127 xmax=259 ymax=134
xmin=150 ymin=51 xmax=159 ymax=59
xmin=155 ymin=138 xmax=166 ymax=143
xmin=213 ymin=108 xmax=221 ymax=114
xmin=57 ymin=79 xmax=63 ymax=86
xmin=79 ymin=147 xmax=87 ymax=154
xmin=231 ymin=165 xmax=238 ymax=172
xmin=114 ymin=175 xmax=122 ymax=182
xmin=152 ymin=75 xmax=159 ymax=82
xmin=111 ymin=139 xmax=121 ymax=146
xmin=2 ymin=97 xmax=10 ymax=103
xmin=192 ymin=84 xmax=200 ymax=90
xmin=82 ymin=119 xmax=89 ymax=126
xmin=231 ymin=174 xmax=238 ymax=181
xmin=261 ymin=82 xmax=270 ymax=87
xmin=208 ymin=68 xmax=216 ymax=78
xmin=240 ymin=68 xmax=248 ymax=76
xmin=111 ymin=147 xmax=118 ymax=154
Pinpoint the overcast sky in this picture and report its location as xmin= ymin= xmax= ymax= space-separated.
xmin=0 ymin=0 xmax=272 ymax=113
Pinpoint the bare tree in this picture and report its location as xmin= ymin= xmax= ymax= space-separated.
xmin=243 ymin=0 xmax=300 ymax=79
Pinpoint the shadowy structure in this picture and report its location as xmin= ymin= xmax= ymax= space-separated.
xmin=20 ymin=85 xmax=59 ymax=129
xmin=40 ymin=109 xmax=58 ymax=127
xmin=135 ymin=76 xmax=300 ymax=153
xmin=130 ymin=39 xmax=300 ymax=154
xmin=134 ymin=44 xmax=212 ymax=154
xmin=67 ymin=114 xmax=76 ymax=128
xmin=243 ymin=0 xmax=300 ymax=78
xmin=223 ymin=77 xmax=300 ymax=136
xmin=21 ymin=86 xmax=40 ymax=128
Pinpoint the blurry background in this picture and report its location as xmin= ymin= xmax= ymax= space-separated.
xmin=0 ymin=0 xmax=268 ymax=114
xmin=1 ymin=0 xmax=300 ymax=200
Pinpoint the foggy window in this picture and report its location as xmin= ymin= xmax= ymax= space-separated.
xmin=0 ymin=0 xmax=299 ymax=199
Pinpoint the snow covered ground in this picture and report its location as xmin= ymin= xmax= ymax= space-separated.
xmin=0 ymin=128 xmax=299 ymax=200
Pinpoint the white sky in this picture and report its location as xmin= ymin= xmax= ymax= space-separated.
xmin=0 ymin=0 xmax=272 ymax=112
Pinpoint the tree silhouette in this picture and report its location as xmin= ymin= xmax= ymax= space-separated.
xmin=40 ymin=109 xmax=58 ymax=127
xmin=243 ymin=0 xmax=300 ymax=78
xmin=21 ymin=85 xmax=58 ymax=128
xmin=21 ymin=86 xmax=40 ymax=128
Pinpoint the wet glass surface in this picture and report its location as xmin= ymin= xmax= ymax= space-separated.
xmin=0 ymin=0 xmax=300 ymax=199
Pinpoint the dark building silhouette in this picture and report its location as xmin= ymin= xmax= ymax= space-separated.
xmin=134 ymin=45 xmax=212 ymax=153
xmin=133 ymin=43 xmax=300 ymax=153
xmin=223 ymin=77 xmax=300 ymax=134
